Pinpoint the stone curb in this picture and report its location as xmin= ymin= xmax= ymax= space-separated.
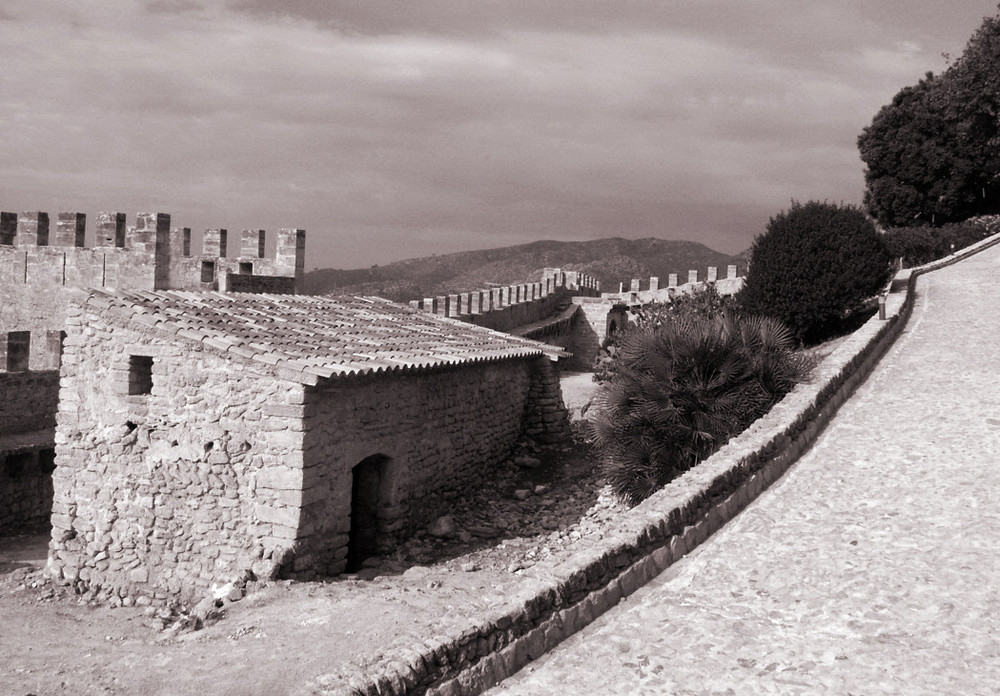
xmin=301 ymin=231 xmax=1000 ymax=696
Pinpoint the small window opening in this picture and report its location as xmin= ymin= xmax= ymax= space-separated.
xmin=6 ymin=331 xmax=30 ymax=372
xmin=201 ymin=260 xmax=215 ymax=283
xmin=182 ymin=228 xmax=192 ymax=256
xmin=128 ymin=356 xmax=154 ymax=395
xmin=238 ymin=262 xmax=253 ymax=275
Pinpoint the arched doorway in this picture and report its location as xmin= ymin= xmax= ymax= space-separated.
xmin=347 ymin=454 xmax=391 ymax=572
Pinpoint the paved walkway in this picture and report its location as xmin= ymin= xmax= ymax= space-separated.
xmin=488 ymin=245 xmax=1000 ymax=695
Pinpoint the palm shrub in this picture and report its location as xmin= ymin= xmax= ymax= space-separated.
xmin=594 ymin=284 xmax=735 ymax=384
xmin=592 ymin=311 xmax=814 ymax=506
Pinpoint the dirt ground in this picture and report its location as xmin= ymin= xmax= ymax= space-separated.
xmin=0 ymin=372 xmax=611 ymax=696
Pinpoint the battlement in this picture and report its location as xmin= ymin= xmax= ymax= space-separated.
xmin=407 ymin=267 xmax=599 ymax=332
xmin=0 ymin=210 xmax=306 ymax=293
xmin=602 ymin=264 xmax=746 ymax=304
xmin=1 ymin=209 xmax=307 ymax=376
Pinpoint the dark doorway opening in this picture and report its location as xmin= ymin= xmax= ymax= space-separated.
xmin=347 ymin=454 xmax=390 ymax=572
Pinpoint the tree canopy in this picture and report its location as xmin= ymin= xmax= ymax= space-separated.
xmin=737 ymin=201 xmax=891 ymax=344
xmin=858 ymin=8 xmax=1000 ymax=227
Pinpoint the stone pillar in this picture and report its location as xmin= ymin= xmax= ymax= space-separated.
xmin=203 ymin=229 xmax=227 ymax=257
xmin=707 ymin=266 xmax=718 ymax=282
xmin=668 ymin=273 xmax=678 ymax=287
xmin=275 ymin=228 xmax=306 ymax=279
xmin=16 ymin=212 xmax=49 ymax=247
xmin=242 ymin=229 xmax=266 ymax=258
xmin=727 ymin=264 xmax=738 ymax=279
xmin=55 ymin=213 xmax=86 ymax=247
xmin=688 ymin=269 xmax=698 ymax=284
xmin=95 ymin=212 xmax=126 ymax=248
xmin=649 ymin=276 xmax=659 ymax=291
xmin=523 ymin=357 xmax=572 ymax=445
xmin=0 ymin=211 xmax=17 ymax=245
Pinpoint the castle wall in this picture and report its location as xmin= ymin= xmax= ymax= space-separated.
xmin=49 ymin=301 xmax=307 ymax=605
xmin=0 ymin=370 xmax=60 ymax=434
xmin=408 ymin=268 xmax=600 ymax=334
xmin=0 ymin=210 xmax=308 ymax=535
xmin=1 ymin=214 xmax=306 ymax=370
xmin=0 ymin=444 xmax=55 ymax=531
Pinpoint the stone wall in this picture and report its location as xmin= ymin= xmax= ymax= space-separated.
xmin=1 ymin=213 xmax=305 ymax=366
xmin=49 ymin=301 xmax=306 ymax=605
xmin=49 ymin=295 xmax=573 ymax=603
xmin=0 ymin=370 xmax=60 ymax=434
xmin=297 ymin=359 xmax=536 ymax=577
xmin=0 ymin=445 xmax=55 ymax=531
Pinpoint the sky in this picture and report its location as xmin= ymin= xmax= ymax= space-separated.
xmin=1 ymin=1 xmax=997 ymax=271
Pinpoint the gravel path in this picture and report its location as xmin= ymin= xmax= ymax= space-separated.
xmin=487 ymin=245 xmax=1000 ymax=695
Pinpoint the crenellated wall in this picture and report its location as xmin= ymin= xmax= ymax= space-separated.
xmin=565 ymin=264 xmax=748 ymax=369
xmin=1 ymin=210 xmax=306 ymax=374
xmin=0 ymin=208 xmax=306 ymax=531
xmin=407 ymin=267 xmax=600 ymax=333
xmin=601 ymin=263 xmax=746 ymax=305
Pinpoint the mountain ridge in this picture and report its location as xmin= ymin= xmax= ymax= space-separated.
xmin=302 ymin=237 xmax=750 ymax=302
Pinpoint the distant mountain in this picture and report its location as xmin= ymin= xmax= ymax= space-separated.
xmin=302 ymin=238 xmax=750 ymax=302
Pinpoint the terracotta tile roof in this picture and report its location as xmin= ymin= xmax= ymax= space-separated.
xmin=88 ymin=290 xmax=568 ymax=385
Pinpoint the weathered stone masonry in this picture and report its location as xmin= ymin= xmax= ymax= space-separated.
xmin=49 ymin=291 xmax=570 ymax=604
xmin=1 ymin=209 xmax=306 ymax=531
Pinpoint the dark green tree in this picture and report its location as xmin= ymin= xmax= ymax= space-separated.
xmin=859 ymin=9 xmax=1000 ymax=226
xmin=737 ymin=201 xmax=892 ymax=344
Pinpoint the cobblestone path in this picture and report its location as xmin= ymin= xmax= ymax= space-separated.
xmin=488 ymin=246 xmax=1000 ymax=695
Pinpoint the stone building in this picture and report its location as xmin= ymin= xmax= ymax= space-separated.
xmin=49 ymin=290 xmax=569 ymax=603
xmin=0 ymin=210 xmax=304 ymax=530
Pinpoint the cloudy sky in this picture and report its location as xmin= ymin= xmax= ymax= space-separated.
xmin=1 ymin=1 xmax=997 ymax=270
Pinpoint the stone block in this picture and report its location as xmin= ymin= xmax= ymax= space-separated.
xmin=255 ymin=467 xmax=302 ymax=490
xmin=255 ymin=504 xmax=300 ymax=529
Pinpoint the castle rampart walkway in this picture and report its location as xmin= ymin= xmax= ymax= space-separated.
xmin=489 ymin=243 xmax=1000 ymax=695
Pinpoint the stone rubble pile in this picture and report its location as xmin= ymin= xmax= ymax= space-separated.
xmin=346 ymin=435 xmax=628 ymax=580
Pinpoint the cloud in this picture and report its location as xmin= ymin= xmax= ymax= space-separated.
xmin=0 ymin=0 xmax=995 ymax=269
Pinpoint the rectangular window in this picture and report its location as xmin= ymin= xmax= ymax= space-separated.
xmin=128 ymin=355 xmax=154 ymax=395
xmin=239 ymin=262 xmax=253 ymax=275
xmin=182 ymin=228 xmax=192 ymax=256
xmin=201 ymin=260 xmax=215 ymax=284
xmin=6 ymin=331 xmax=30 ymax=372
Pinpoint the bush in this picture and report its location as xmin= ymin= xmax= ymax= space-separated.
xmin=592 ymin=311 xmax=814 ymax=506
xmin=593 ymin=284 xmax=734 ymax=383
xmin=738 ymin=201 xmax=892 ymax=344
xmin=881 ymin=219 xmax=994 ymax=267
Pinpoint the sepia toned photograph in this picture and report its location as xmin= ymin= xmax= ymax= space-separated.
xmin=1 ymin=2 xmax=999 ymax=694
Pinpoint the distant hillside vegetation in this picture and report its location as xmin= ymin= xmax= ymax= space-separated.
xmin=302 ymin=238 xmax=750 ymax=302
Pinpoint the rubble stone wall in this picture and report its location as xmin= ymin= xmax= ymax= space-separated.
xmin=0 ymin=445 xmax=55 ymax=531
xmin=298 ymin=359 xmax=536 ymax=576
xmin=0 ymin=370 xmax=60 ymax=434
xmin=48 ymin=301 xmax=307 ymax=605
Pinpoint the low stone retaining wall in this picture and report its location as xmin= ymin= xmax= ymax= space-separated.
xmin=305 ymin=232 xmax=1000 ymax=696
